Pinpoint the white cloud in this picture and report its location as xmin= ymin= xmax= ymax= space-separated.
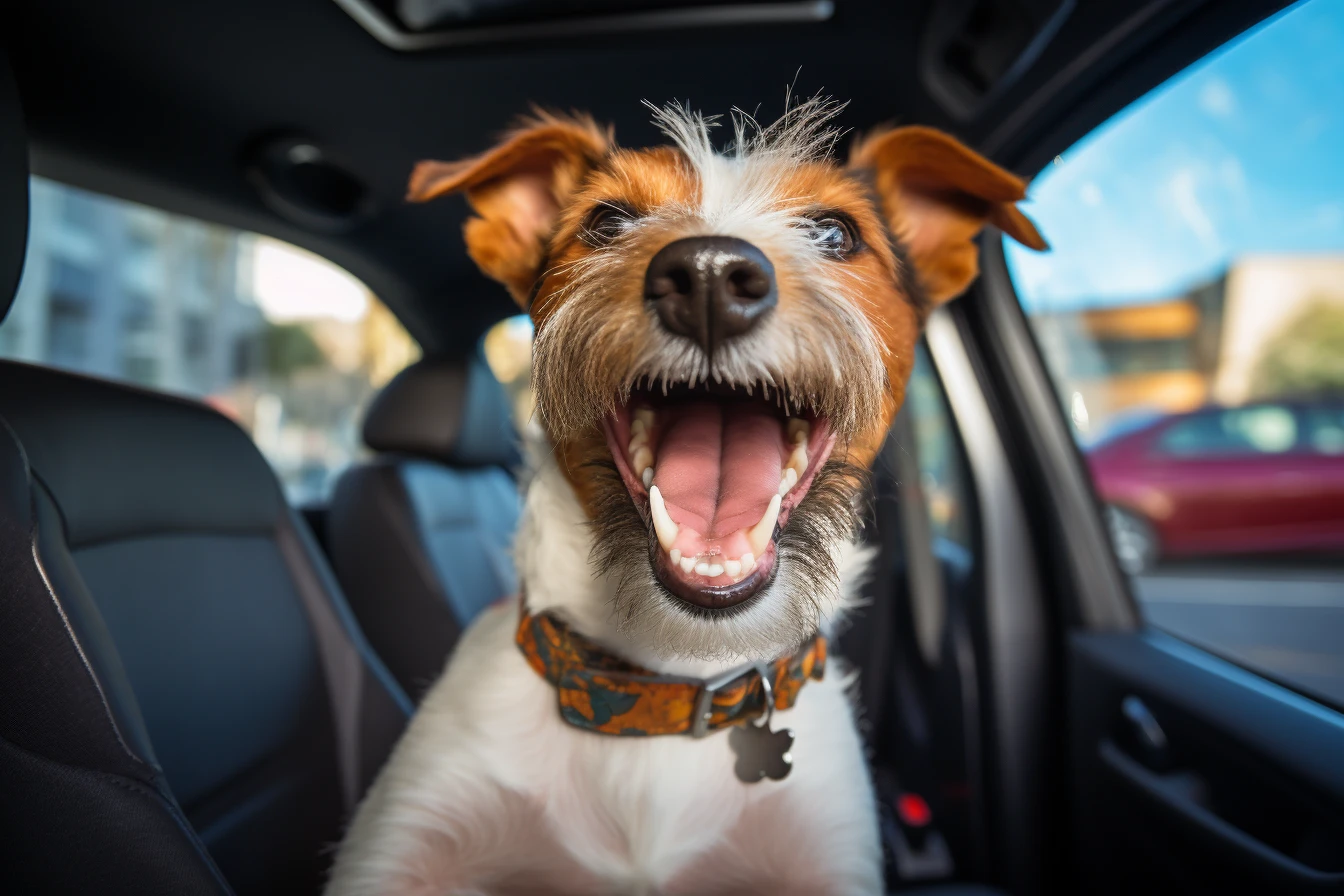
xmin=1169 ymin=168 xmax=1219 ymax=249
xmin=1198 ymin=78 xmax=1237 ymax=118
xmin=1079 ymin=182 xmax=1104 ymax=207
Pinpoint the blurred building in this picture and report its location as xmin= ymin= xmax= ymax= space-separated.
xmin=1034 ymin=253 xmax=1344 ymax=440
xmin=1213 ymin=254 xmax=1344 ymax=405
xmin=1032 ymin=275 xmax=1226 ymax=437
xmin=1 ymin=179 xmax=266 ymax=394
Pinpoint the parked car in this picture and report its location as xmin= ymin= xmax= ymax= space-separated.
xmin=1088 ymin=401 xmax=1344 ymax=572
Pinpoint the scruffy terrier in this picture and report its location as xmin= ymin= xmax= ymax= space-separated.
xmin=326 ymin=100 xmax=1045 ymax=896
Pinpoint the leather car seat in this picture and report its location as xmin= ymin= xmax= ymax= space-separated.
xmin=0 ymin=53 xmax=411 ymax=896
xmin=328 ymin=355 xmax=521 ymax=700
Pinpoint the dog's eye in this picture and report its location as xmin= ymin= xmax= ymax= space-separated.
xmin=583 ymin=203 xmax=636 ymax=245
xmin=804 ymin=216 xmax=858 ymax=258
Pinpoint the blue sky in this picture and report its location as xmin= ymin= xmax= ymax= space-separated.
xmin=1005 ymin=0 xmax=1344 ymax=312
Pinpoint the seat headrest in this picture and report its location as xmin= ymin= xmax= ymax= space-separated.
xmin=362 ymin=353 xmax=520 ymax=468
xmin=0 ymin=53 xmax=29 ymax=323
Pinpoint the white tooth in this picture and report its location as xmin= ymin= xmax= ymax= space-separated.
xmin=741 ymin=552 xmax=756 ymax=573
xmin=787 ymin=418 xmax=810 ymax=444
xmin=642 ymin=467 xmax=653 ymax=488
xmin=648 ymin=486 xmax=679 ymax=551
xmin=695 ymin=561 xmax=711 ymax=576
xmin=680 ymin=556 xmax=696 ymax=573
xmin=635 ymin=408 xmax=655 ymax=427
xmin=628 ymin=433 xmax=648 ymax=455
xmin=787 ymin=443 xmax=808 ymax=476
xmin=748 ymin=494 xmax=781 ymax=556
xmin=632 ymin=446 xmax=653 ymax=474
xmin=778 ymin=467 xmax=798 ymax=496
xmin=724 ymin=559 xmax=742 ymax=577
xmin=707 ymin=564 xmax=724 ymax=577
xmin=631 ymin=418 xmax=648 ymax=437
xmin=670 ymin=548 xmax=681 ymax=565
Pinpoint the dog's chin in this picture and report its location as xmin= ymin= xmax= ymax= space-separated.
xmin=588 ymin=376 xmax=867 ymax=661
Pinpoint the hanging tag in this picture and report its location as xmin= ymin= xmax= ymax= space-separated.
xmin=730 ymin=722 xmax=794 ymax=783
xmin=730 ymin=663 xmax=793 ymax=783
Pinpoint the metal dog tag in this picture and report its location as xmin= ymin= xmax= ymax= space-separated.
xmin=730 ymin=722 xmax=794 ymax=783
xmin=730 ymin=664 xmax=793 ymax=783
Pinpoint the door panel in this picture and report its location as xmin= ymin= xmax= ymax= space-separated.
xmin=1070 ymin=631 xmax=1344 ymax=893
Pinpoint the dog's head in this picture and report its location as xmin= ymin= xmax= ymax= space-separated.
xmin=410 ymin=101 xmax=1045 ymax=660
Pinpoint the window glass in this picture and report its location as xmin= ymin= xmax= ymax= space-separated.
xmin=906 ymin=346 xmax=973 ymax=552
xmin=482 ymin=313 xmax=535 ymax=427
xmin=1003 ymin=0 xmax=1344 ymax=707
xmin=1 ymin=178 xmax=420 ymax=503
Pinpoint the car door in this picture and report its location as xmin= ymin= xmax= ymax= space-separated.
xmin=1141 ymin=405 xmax=1309 ymax=555
xmin=960 ymin=1 xmax=1344 ymax=891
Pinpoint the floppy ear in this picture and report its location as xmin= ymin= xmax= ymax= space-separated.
xmin=851 ymin=126 xmax=1047 ymax=305
xmin=408 ymin=112 xmax=612 ymax=305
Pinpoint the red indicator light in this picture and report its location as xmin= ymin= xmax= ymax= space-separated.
xmin=897 ymin=793 xmax=932 ymax=828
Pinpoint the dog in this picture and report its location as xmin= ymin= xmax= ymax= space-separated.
xmin=325 ymin=99 xmax=1045 ymax=896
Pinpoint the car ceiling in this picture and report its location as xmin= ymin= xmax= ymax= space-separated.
xmin=6 ymin=0 xmax=1290 ymax=355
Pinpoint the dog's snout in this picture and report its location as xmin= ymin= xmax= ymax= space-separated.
xmin=645 ymin=236 xmax=777 ymax=356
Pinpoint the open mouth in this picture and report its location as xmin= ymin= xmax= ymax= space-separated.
xmin=604 ymin=380 xmax=837 ymax=611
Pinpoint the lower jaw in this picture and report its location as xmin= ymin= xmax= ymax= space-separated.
xmin=649 ymin=530 xmax=778 ymax=610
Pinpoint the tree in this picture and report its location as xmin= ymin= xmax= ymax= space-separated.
xmin=1251 ymin=300 xmax=1344 ymax=400
xmin=264 ymin=322 xmax=326 ymax=379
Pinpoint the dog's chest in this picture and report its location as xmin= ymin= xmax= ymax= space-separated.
xmin=524 ymin=685 xmax=763 ymax=885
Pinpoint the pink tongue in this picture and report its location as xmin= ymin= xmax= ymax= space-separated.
xmin=652 ymin=402 xmax=785 ymax=538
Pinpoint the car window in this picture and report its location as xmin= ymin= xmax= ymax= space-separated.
xmin=1156 ymin=405 xmax=1298 ymax=456
xmin=482 ymin=313 xmax=535 ymax=428
xmin=906 ymin=346 xmax=973 ymax=553
xmin=0 ymin=178 xmax=420 ymax=504
xmin=1003 ymin=0 xmax=1344 ymax=707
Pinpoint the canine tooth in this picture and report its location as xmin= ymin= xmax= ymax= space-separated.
xmin=707 ymin=564 xmax=724 ymax=577
xmin=680 ymin=556 xmax=696 ymax=573
xmin=748 ymin=494 xmax=781 ymax=556
xmin=787 ymin=418 xmax=810 ymax=443
xmin=695 ymin=561 xmax=711 ymax=576
xmin=648 ymin=486 xmax=679 ymax=551
xmin=741 ymin=552 xmax=756 ymax=573
xmin=632 ymin=446 xmax=653 ymax=473
xmin=724 ymin=559 xmax=742 ymax=578
xmin=787 ymin=443 xmax=808 ymax=476
xmin=642 ymin=467 xmax=653 ymax=488
xmin=779 ymin=468 xmax=798 ymax=496
xmin=670 ymin=548 xmax=681 ymax=565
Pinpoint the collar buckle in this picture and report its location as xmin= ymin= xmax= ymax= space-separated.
xmin=690 ymin=661 xmax=768 ymax=738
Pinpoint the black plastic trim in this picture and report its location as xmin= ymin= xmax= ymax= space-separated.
xmin=331 ymin=0 xmax=834 ymax=51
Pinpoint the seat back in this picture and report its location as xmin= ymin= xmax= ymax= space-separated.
xmin=0 ymin=417 xmax=234 ymax=895
xmin=0 ymin=363 xmax=414 ymax=894
xmin=329 ymin=355 xmax=521 ymax=699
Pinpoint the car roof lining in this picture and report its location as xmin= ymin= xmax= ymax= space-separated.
xmin=6 ymin=0 xmax=1293 ymax=356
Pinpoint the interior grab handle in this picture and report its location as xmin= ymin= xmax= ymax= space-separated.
xmin=1098 ymin=739 xmax=1344 ymax=886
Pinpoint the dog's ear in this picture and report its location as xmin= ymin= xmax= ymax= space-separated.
xmin=851 ymin=126 xmax=1047 ymax=305
xmin=408 ymin=112 xmax=612 ymax=304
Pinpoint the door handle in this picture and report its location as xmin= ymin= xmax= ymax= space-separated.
xmin=1099 ymin=739 xmax=1344 ymax=886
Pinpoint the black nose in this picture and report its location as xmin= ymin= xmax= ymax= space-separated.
xmin=644 ymin=236 xmax=777 ymax=357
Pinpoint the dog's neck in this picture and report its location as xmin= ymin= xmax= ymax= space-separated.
xmin=513 ymin=425 xmax=872 ymax=680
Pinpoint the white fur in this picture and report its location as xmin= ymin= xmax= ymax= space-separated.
xmin=325 ymin=439 xmax=882 ymax=895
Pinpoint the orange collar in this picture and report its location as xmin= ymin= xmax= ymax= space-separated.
xmin=515 ymin=603 xmax=827 ymax=737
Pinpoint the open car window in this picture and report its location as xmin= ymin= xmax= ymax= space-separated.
xmin=1003 ymin=0 xmax=1344 ymax=708
xmin=0 ymin=178 xmax=420 ymax=503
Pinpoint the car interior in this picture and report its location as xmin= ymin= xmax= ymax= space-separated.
xmin=2 ymin=0 xmax=1343 ymax=894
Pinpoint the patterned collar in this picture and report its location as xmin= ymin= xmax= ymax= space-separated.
xmin=515 ymin=602 xmax=827 ymax=737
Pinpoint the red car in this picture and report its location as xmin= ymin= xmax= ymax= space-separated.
xmin=1085 ymin=401 xmax=1344 ymax=572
